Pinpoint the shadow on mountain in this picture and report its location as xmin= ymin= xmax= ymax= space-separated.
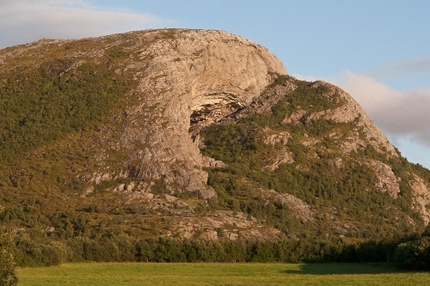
xmin=282 ymin=263 xmax=401 ymax=275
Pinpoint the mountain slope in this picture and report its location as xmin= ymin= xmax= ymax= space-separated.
xmin=1 ymin=29 xmax=430 ymax=264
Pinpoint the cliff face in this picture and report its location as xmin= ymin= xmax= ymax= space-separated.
xmin=1 ymin=29 xmax=430 ymax=242
xmin=113 ymin=29 xmax=286 ymax=199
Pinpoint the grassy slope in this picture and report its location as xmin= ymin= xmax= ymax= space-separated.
xmin=16 ymin=262 xmax=430 ymax=286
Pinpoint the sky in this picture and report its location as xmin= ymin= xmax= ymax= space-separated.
xmin=1 ymin=0 xmax=430 ymax=168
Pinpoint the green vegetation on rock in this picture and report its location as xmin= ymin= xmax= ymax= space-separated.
xmin=200 ymin=77 xmax=420 ymax=241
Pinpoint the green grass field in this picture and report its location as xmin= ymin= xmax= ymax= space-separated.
xmin=16 ymin=263 xmax=430 ymax=286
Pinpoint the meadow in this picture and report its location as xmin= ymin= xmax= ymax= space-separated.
xmin=16 ymin=262 xmax=430 ymax=285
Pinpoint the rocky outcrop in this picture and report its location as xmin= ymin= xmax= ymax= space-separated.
xmin=262 ymin=130 xmax=291 ymax=146
xmin=366 ymin=160 xmax=400 ymax=198
xmin=170 ymin=211 xmax=281 ymax=240
xmin=264 ymin=151 xmax=294 ymax=171
xmin=262 ymin=189 xmax=313 ymax=223
xmin=300 ymin=82 xmax=398 ymax=156
xmin=410 ymin=174 xmax=430 ymax=225
xmin=261 ymin=129 xmax=294 ymax=170
xmin=111 ymin=29 xmax=286 ymax=199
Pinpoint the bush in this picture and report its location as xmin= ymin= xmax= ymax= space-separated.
xmin=0 ymin=230 xmax=17 ymax=286
xmin=394 ymin=236 xmax=430 ymax=270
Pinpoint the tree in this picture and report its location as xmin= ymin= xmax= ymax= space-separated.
xmin=394 ymin=236 xmax=430 ymax=270
xmin=0 ymin=217 xmax=18 ymax=286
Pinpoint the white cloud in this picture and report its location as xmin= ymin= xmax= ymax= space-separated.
xmin=366 ymin=58 xmax=430 ymax=79
xmin=331 ymin=71 xmax=430 ymax=148
xmin=0 ymin=0 xmax=169 ymax=48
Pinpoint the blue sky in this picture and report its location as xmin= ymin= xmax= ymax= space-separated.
xmin=1 ymin=0 xmax=430 ymax=168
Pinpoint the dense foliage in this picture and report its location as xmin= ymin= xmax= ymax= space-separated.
xmin=0 ymin=59 xmax=132 ymax=164
xmin=393 ymin=228 xmax=430 ymax=270
xmin=0 ymin=228 xmax=17 ymax=286
xmin=3 ymin=222 xmax=428 ymax=269
xmin=7 ymin=230 xmax=398 ymax=265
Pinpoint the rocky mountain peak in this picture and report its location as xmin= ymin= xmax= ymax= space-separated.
xmin=81 ymin=29 xmax=287 ymax=199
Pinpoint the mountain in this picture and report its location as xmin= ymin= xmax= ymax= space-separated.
xmin=1 ymin=29 xmax=430 ymax=265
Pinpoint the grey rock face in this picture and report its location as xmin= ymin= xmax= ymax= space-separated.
xmin=366 ymin=160 xmax=400 ymax=198
xmin=303 ymin=82 xmax=397 ymax=155
xmin=410 ymin=174 xmax=430 ymax=225
xmin=117 ymin=29 xmax=286 ymax=198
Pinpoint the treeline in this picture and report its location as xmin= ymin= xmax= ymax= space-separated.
xmin=10 ymin=235 xmax=389 ymax=266
xmin=394 ymin=232 xmax=430 ymax=271
xmin=8 ymin=230 xmax=428 ymax=269
xmin=2 ymin=227 xmax=429 ymax=286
